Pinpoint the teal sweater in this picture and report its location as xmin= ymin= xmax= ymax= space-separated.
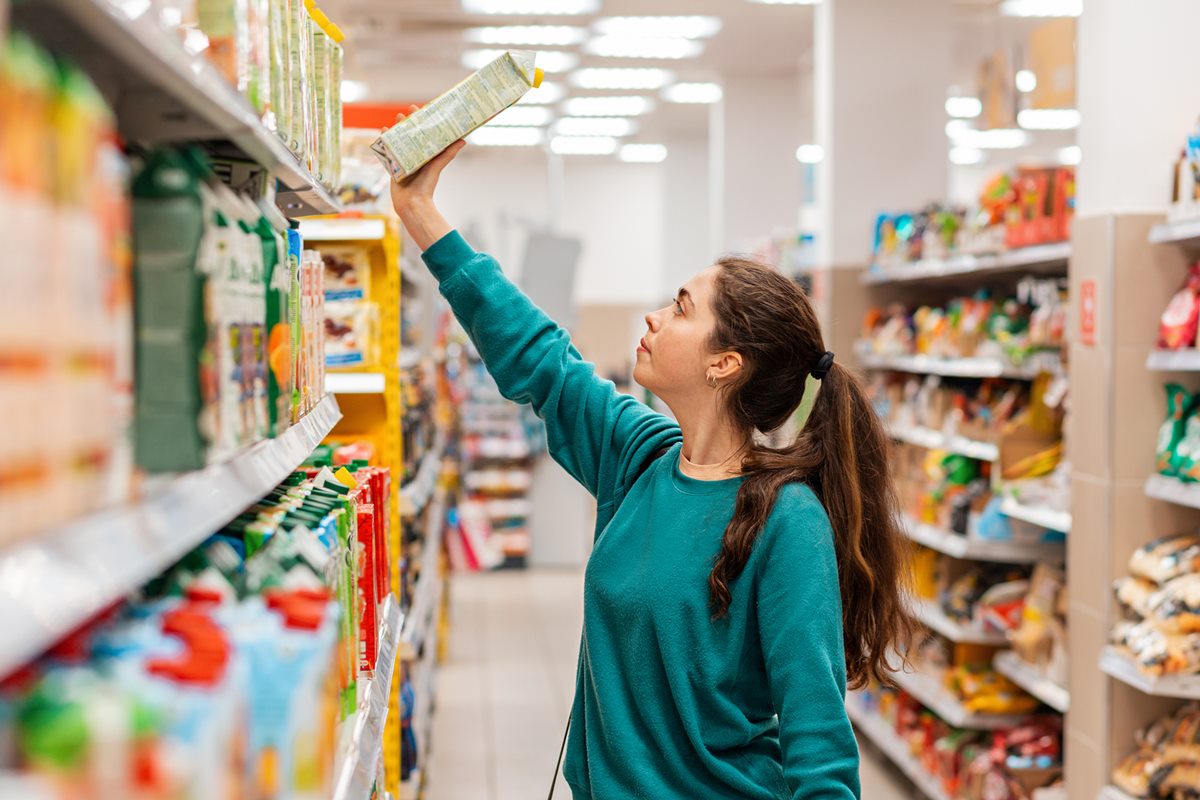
xmin=423 ymin=231 xmax=860 ymax=799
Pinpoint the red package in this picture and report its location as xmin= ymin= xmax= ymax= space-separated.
xmin=1160 ymin=263 xmax=1200 ymax=349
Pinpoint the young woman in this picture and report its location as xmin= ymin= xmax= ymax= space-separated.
xmin=389 ymin=112 xmax=914 ymax=800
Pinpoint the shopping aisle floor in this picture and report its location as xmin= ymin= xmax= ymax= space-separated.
xmin=425 ymin=569 xmax=921 ymax=800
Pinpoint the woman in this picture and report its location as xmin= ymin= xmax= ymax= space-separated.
xmin=389 ymin=112 xmax=914 ymax=800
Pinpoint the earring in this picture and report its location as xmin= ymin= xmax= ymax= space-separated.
xmin=706 ymin=374 xmax=718 ymax=388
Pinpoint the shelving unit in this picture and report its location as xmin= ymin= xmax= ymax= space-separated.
xmin=1148 ymin=217 xmax=1200 ymax=246
xmin=999 ymin=497 xmax=1072 ymax=533
xmin=14 ymin=0 xmax=340 ymax=217
xmin=861 ymin=243 xmax=1071 ymax=286
xmin=1098 ymin=787 xmax=1139 ymax=800
xmin=912 ymin=598 xmax=1009 ymax=646
xmin=0 ymin=395 xmax=341 ymax=679
xmin=993 ymin=651 xmax=1070 ymax=713
xmin=891 ymin=667 xmax=1026 ymax=729
xmin=846 ymin=698 xmax=950 ymax=800
xmin=904 ymin=517 xmax=1064 ymax=563
xmin=1144 ymin=474 xmax=1200 ymax=509
xmin=326 ymin=372 xmax=388 ymax=395
xmin=333 ymin=596 xmax=404 ymax=800
xmin=856 ymin=350 xmax=1062 ymax=381
xmin=1099 ymin=646 xmax=1200 ymax=699
xmin=401 ymin=491 xmax=447 ymax=662
xmin=400 ymin=427 xmax=449 ymax=520
xmin=1145 ymin=349 xmax=1200 ymax=371
xmin=889 ymin=423 xmax=1000 ymax=461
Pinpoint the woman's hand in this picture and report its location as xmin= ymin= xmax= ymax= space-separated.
xmin=387 ymin=104 xmax=462 ymax=251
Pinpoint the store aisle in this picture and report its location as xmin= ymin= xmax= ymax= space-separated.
xmin=425 ymin=568 xmax=916 ymax=800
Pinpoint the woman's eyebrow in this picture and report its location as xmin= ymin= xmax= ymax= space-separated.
xmin=677 ymin=288 xmax=694 ymax=308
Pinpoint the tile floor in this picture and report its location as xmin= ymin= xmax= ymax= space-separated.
xmin=424 ymin=568 xmax=919 ymax=800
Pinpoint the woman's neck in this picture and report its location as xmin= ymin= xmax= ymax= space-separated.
xmin=677 ymin=411 xmax=750 ymax=480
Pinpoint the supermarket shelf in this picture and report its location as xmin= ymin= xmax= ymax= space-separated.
xmin=891 ymin=667 xmax=1026 ymax=730
xmin=993 ymin=651 xmax=1070 ymax=713
xmin=1146 ymin=349 xmax=1200 ymax=371
xmin=999 ymin=497 xmax=1072 ymax=533
xmin=16 ymin=0 xmax=339 ymax=217
xmin=300 ymin=218 xmax=388 ymax=242
xmin=400 ymin=427 xmax=449 ymax=519
xmin=904 ymin=518 xmax=1063 ymax=564
xmin=861 ymin=242 xmax=1071 ymax=286
xmin=1100 ymin=645 xmax=1200 ymax=699
xmin=912 ymin=598 xmax=1009 ymax=646
xmin=332 ymin=595 xmax=403 ymax=800
xmin=857 ymin=350 xmax=1062 ymax=380
xmin=845 ymin=698 xmax=950 ymax=800
xmin=890 ymin=423 xmax=999 ymax=461
xmin=1149 ymin=217 xmax=1200 ymax=246
xmin=1099 ymin=787 xmax=1138 ymax=800
xmin=1144 ymin=474 xmax=1200 ymax=509
xmin=400 ymin=491 xmax=447 ymax=661
xmin=399 ymin=348 xmax=421 ymax=371
xmin=326 ymin=372 xmax=387 ymax=395
xmin=0 ymin=394 xmax=342 ymax=679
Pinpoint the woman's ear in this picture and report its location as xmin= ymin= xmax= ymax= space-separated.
xmin=709 ymin=351 xmax=743 ymax=382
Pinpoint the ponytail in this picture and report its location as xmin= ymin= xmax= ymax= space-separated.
xmin=706 ymin=259 xmax=915 ymax=690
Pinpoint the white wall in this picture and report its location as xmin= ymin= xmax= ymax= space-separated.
xmin=432 ymin=147 xmax=666 ymax=308
xmin=661 ymin=136 xmax=711 ymax=300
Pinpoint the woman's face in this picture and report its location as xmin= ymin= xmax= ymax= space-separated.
xmin=633 ymin=266 xmax=723 ymax=400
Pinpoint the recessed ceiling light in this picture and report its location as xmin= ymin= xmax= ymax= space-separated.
xmin=585 ymin=36 xmax=704 ymax=60
xmin=999 ymin=0 xmax=1081 ymax=17
xmin=551 ymin=136 xmax=619 ymax=155
xmin=944 ymin=96 xmax=982 ymax=119
xmin=1017 ymin=108 xmax=1081 ymax=130
xmin=562 ymin=96 xmax=654 ymax=117
xmin=949 ymin=146 xmax=983 ymax=165
xmin=488 ymin=106 xmax=553 ymax=126
xmin=462 ymin=49 xmax=578 ymax=73
xmin=592 ymin=17 xmax=722 ymax=39
xmin=1057 ymin=145 xmax=1082 ymax=166
xmin=951 ymin=128 xmax=1029 ymax=149
xmin=341 ymin=79 xmax=368 ymax=103
xmin=945 ymin=119 xmax=973 ymax=138
xmin=662 ymin=82 xmax=722 ymax=104
xmin=1015 ymin=69 xmax=1038 ymax=93
xmin=619 ymin=143 xmax=668 ymax=163
xmin=795 ymin=144 xmax=824 ymax=164
xmin=468 ymin=127 xmax=545 ymax=146
xmin=464 ymin=26 xmax=587 ymax=46
xmin=570 ymin=68 xmax=675 ymax=90
xmin=518 ymin=81 xmax=565 ymax=104
xmin=461 ymin=0 xmax=599 ymax=14
xmin=556 ymin=117 xmax=637 ymax=137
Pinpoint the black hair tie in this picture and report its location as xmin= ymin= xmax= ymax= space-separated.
xmin=812 ymin=351 xmax=835 ymax=381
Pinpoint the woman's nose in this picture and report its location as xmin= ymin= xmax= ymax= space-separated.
xmin=644 ymin=311 xmax=659 ymax=331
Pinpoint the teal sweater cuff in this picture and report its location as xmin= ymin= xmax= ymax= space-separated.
xmin=421 ymin=229 xmax=476 ymax=282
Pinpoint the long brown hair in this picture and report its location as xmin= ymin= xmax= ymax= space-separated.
xmin=706 ymin=256 xmax=913 ymax=690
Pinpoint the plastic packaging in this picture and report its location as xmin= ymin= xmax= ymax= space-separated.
xmin=1156 ymin=384 xmax=1191 ymax=476
xmin=373 ymin=50 xmax=544 ymax=180
xmin=268 ymin=0 xmax=290 ymax=138
xmin=1129 ymin=533 xmax=1200 ymax=584
xmin=1160 ymin=263 xmax=1200 ymax=349
xmin=326 ymin=19 xmax=345 ymax=190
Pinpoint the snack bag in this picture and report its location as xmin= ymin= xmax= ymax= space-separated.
xmin=1113 ymin=619 xmax=1200 ymax=676
xmin=1146 ymin=574 xmax=1200 ymax=635
xmin=1157 ymin=384 xmax=1191 ymax=475
xmin=1160 ymin=263 xmax=1200 ymax=349
xmin=1176 ymin=400 xmax=1200 ymax=482
xmin=1130 ymin=533 xmax=1200 ymax=584
xmin=1114 ymin=576 xmax=1158 ymax=618
xmin=372 ymin=50 xmax=543 ymax=180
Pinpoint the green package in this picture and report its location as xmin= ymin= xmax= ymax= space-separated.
xmin=1157 ymin=384 xmax=1191 ymax=476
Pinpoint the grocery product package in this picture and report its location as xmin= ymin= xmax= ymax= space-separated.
xmin=372 ymin=50 xmax=543 ymax=180
xmin=1156 ymin=384 xmax=1191 ymax=476
xmin=1160 ymin=263 xmax=1200 ymax=349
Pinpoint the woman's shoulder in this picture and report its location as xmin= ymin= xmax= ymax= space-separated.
xmin=759 ymin=480 xmax=834 ymax=549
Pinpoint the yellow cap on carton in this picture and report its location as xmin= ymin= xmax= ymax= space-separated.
xmin=533 ymin=68 xmax=544 ymax=88
xmin=327 ymin=20 xmax=346 ymax=44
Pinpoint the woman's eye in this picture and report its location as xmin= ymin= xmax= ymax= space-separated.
xmin=673 ymin=299 xmax=684 ymax=315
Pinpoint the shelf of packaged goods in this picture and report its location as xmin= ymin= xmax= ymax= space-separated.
xmin=400 ymin=427 xmax=449 ymax=519
xmin=17 ymin=0 xmax=339 ymax=217
xmin=409 ymin=605 xmax=440 ymax=778
xmin=992 ymin=651 xmax=1069 ymax=713
xmin=1145 ymin=474 xmax=1200 ymax=510
xmin=399 ymin=348 xmax=422 ymax=371
xmin=1149 ymin=217 xmax=1200 ymax=246
xmin=0 ymin=394 xmax=341 ymax=679
xmin=401 ymin=491 xmax=446 ymax=661
xmin=332 ymin=595 xmax=403 ymax=800
xmin=1146 ymin=349 xmax=1200 ymax=371
xmin=891 ymin=667 xmax=1026 ymax=730
xmin=912 ymin=598 xmax=1009 ymax=646
xmin=845 ymin=698 xmax=950 ymax=800
xmin=300 ymin=218 xmax=388 ymax=242
xmin=860 ymin=242 xmax=1071 ymax=286
xmin=856 ymin=350 xmax=1062 ymax=381
xmin=999 ymin=498 xmax=1072 ymax=533
xmin=326 ymin=372 xmax=388 ymax=395
xmin=1099 ymin=787 xmax=1139 ymax=800
xmin=889 ymin=423 xmax=1000 ymax=461
xmin=1100 ymin=645 xmax=1200 ymax=699
xmin=904 ymin=518 xmax=1064 ymax=564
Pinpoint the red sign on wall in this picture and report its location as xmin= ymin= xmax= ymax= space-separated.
xmin=1080 ymin=279 xmax=1097 ymax=346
